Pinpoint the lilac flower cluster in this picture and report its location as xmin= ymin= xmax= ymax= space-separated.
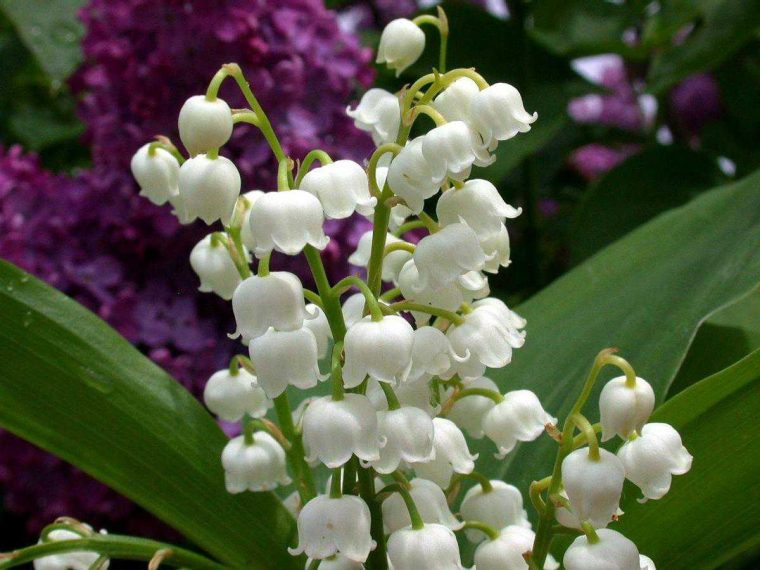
xmin=0 ymin=0 xmax=375 ymax=536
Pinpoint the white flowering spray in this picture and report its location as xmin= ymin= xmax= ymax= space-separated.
xmin=10 ymin=10 xmax=689 ymax=570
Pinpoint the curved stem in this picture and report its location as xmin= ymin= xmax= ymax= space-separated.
xmin=231 ymin=112 xmax=261 ymax=128
xmin=383 ymin=242 xmax=416 ymax=257
xmin=367 ymin=143 xmax=402 ymax=197
xmin=460 ymin=521 xmax=499 ymax=541
xmin=205 ymin=67 xmax=229 ymax=101
xmin=331 ymin=341 xmax=345 ymax=401
xmin=295 ymin=149 xmax=333 ymax=187
xmin=303 ymin=245 xmax=347 ymax=340
xmin=378 ymin=484 xmax=424 ymax=530
xmin=379 ymin=382 xmax=401 ymax=411
xmin=273 ymin=392 xmax=316 ymax=503
xmin=330 ymin=467 xmax=343 ymax=498
xmin=379 ymin=287 xmax=402 ymax=302
xmin=450 ymin=471 xmax=494 ymax=493
xmin=394 ymin=220 xmax=427 ymax=236
xmin=417 ymin=212 xmax=439 ymax=233
xmin=452 ymin=387 xmax=504 ymax=404
xmin=570 ymin=414 xmax=600 ymax=461
xmin=407 ymin=104 xmax=447 ymax=128
xmin=302 ymin=288 xmax=324 ymax=308
xmin=333 ymin=276 xmax=383 ymax=322
xmin=390 ymin=301 xmax=465 ymax=325
xmin=0 ymin=535 xmax=224 ymax=570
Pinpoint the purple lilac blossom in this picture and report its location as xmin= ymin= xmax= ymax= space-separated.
xmin=668 ymin=73 xmax=723 ymax=144
xmin=0 ymin=0 xmax=375 ymax=537
xmin=567 ymin=143 xmax=640 ymax=182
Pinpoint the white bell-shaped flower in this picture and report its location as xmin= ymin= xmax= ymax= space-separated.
xmin=413 ymin=223 xmax=486 ymax=291
xmin=370 ymin=407 xmax=434 ymax=474
xmin=221 ymin=432 xmax=290 ymax=493
xmin=203 ymin=368 xmax=270 ymax=422
xmin=177 ymin=154 xmax=241 ymax=225
xmin=387 ymin=523 xmax=465 ymax=570
xmin=189 ymin=235 xmax=242 ymax=300
xmin=562 ymin=448 xmax=626 ymax=529
xmin=563 ymin=529 xmax=641 ymax=570
xmin=248 ymin=189 xmax=329 ymax=256
xmin=482 ymin=390 xmax=556 ymax=459
xmin=306 ymin=555 xmax=364 ymax=569
xmin=474 ymin=526 xmax=559 ymax=570
xmin=289 ymin=495 xmax=376 ymax=563
xmin=240 ymin=190 xmax=265 ymax=251
xmin=130 ymin=143 xmax=179 ymax=205
xmin=599 ymin=376 xmax=656 ymax=441
xmin=248 ymin=327 xmax=323 ymax=398
xmin=437 ymin=179 xmax=522 ymax=238
xmin=410 ymin=417 xmax=476 ymax=488
xmin=448 ymin=376 xmax=499 ymax=439
xmin=481 ymin=224 xmax=512 ymax=273
xmin=471 ymin=83 xmax=538 ymax=148
xmin=366 ymin=377 xmax=440 ymax=417
xmin=349 ymin=231 xmax=412 ymax=282
xmin=555 ymin=489 xmax=624 ymax=530
xmin=302 ymin=394 xmax=383 ymax=468
xmin=376 ymin=18 xmax=425 ymax=76
xmin=178 ymin=95 xmax=233 ymax=155
xmin=346 ymin=88 xmax=401 ymax=145
xmin=408 ymin=326 xmax=461 ymax=382
xmin=304 ymin=303 xmax=333 ymax=359
xmin=461 ymin=480 xmax=530 ymax=542
xmin=421 ymin=121 xmax=494 ymax=180
xmin=445 ymin=302 xmax=526 ymax=381
xmin=232 ymin=272 xmax=309 ymax=342
xmin=371 ymin=167 xmax=413 ymax=230
xmin=300 ymin=160 xmax=376 ymax=219
xmin=617 ymin=423 xmax=692 ymax=501
xmin=342 ymin=293 xmax=366 ymax=328
xmin=382 ymin=478 xmax=462 ymax=533
xmin=343 ymin=315 xmax=415 ymax=388
xmin=386 ymin=138 xmax=443 ymax=214
xmin=34 ymin=527 xmax=109 ymax=570
xmin=432 ymin=77 xmax=480 ymax=123
xmin=639 ymin=554 xmax=657 ymax=569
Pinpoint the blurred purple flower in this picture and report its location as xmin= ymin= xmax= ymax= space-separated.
xmin=668 ymin=73 xmax=723 ymax=143
xmin=567 ymin=143 xmax=640 ymax=182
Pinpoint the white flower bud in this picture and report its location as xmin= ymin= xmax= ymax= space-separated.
xmin=189 ymin=235 xmax=242 ymax=300
xmin=639 ymin=554 xmax=656 ymax=569
xmin=461 ymin=481 xmax=530 ymax=543
xmin=304 ymin=303 xmax=333 ymax=359
xmin=289 ymin=495 xmax=376 ymax=563
xmin=599 ymin=376 xmax=656 ymax=441
xmin=346 ymin=88 xmax=401 ymax=146
xmin=248 ymin=189 xmax=329 ymax=257
xmin=448 ymin=376 xmax=499 ymax=439
xmin=413 ymin=223 xmax=486 ymax=291
xmin=302 ymin=394 xmax=383 ymax=468
xmin=221 ymin=432 xmax=290 ymax=493
xmin=240 ymin=190 xmax=265 ymax=251
xmin=410 ymin=417 xmax=476 ymax=488
xmin=562 ymin=448 xmax=626 ymax=529
xmin=203 ymin=368 xmax=270 ymax=422
xmin=232 ymin=272 xmax=309 ymax=342
xmin=432 ymin=77 xmax=480 ymax=123
xmin=34 ymin=527 xmax=109 ymax=570
xmin=617 ymin=423 xmax=693 ymax=501
xmin=482 ymin=390 xmax=556 ymax=459
xmin=481 ymin=224 xmax=512 ymax=273
xmin=306 ymin=555 xmax=364 ymax=569
xmin=376 ymin=19 xmax=425 ymax=77
xmin=445 ymin=302 xmax=526 ymax=381
xmin=563 ymin=529 xmax=641 ymax=570
xmin=177 ymin=154 xmax=241 ymax=225
xmin=178 ymin=95 xmax=233 ymax=155
xmin=342 ymin=293 xmax=367 ymax=329
xmin=387 ymin=523 xmax=465 ymax=570
xmin=248 ymin=327 xmax=323 ymax=398
xmin=371 ymin=407 xmax=434 ymax=474
xmin=382 ymin=478 xmax=462 ymax=534
xmin=474 ymin=526 xmax=559 ymax=570
xmin=471 ymin=83 xmax=538 ymax=148
xmin=408 ymin=326 xmax=461 ymax=382
xmin=300 ymin=160 xmax=377 ymax=219
xmin=130 ymin=143 xmax=179 ymax=205
xmin=436 ymin=179 xmax=522 ymax=238
xmin=349 ymin=231 xmax=412 ymax=282
xmin=343 ymin=315 xmax=415 ymax=388
xmin=386 ymin=138 xmax=443 ymax=214
xmin=421 ymin=121 xmax=494 ymax=180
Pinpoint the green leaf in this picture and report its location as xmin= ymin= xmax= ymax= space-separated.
xmin=0 ymin=261 xmax=298 ymax=569
xmin=481 ymin=169 xmax=760 ymax=492
xmin=570 ymin=145 xmax=724 ymax=263
xmin=0 ymin=0 xmax=85 ymax=81
xmin=646 ymin=0 xmax=760 ymax=94
xmin=615 ymin=349 xmax=760 ymax=568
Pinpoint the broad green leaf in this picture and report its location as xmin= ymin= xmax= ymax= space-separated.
xmin=570 ymin=145 xmax=724 ymax=263
xmin=0 ymin=261 xmax=298 ymax=569
xmin=615 ymin=349 xmax=760 ymax=568
xmin=0 ymin=0 xmax=85 ymax=82
xmin=481 ymin=169 xmax=760 ymax=493
xmin=646 ymin=0 xmax=760 ymax=94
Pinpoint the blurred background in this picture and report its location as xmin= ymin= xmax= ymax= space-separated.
xmin=0 ymin=0 xmax=757 ymax=565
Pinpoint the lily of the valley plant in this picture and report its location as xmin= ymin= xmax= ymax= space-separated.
xmin=3 ymin=9 xmax=691 ymax=570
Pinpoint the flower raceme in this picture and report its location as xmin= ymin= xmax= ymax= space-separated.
xmin=64 ymin=10 xmax=689 ymax=570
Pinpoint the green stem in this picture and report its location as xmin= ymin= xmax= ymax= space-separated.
xmin=231 ymin=112 xmax=261 ymax=127
xmin=0 ymin=535 xmax=224 ymax=570
xmin=450 ymin=471 xmax=494 ymax=493
xmin=417 ymin=211 xmax=439 ymax=233
xmin=332 ymin=276 xmax=383 ymax=322
xmin=367 ymin=143 xmax=402 ymax=197
xmin=257 ymin=252 xmax=270 ymax=277
xmin=224 ymin=226 xmax=252 ymax=279
xmin=378 ymin=484 xmax=424 ymax=530
xmin=277 ymin=157 xmax=291 ymax=191
xmin=379 ymin=287 xmax=402 ymax=302
xmin=570 ymin=414 xmax=600 ymax=461
xmin=147 ymin=140 xmax=184 ymax=164
xmin=295 ymin=150 xmax=333 ymax=187
xmin=452 ymin=387 xmax=504 ymax=404
xmin=390 ymin=301 xmax=465 ymax=325
xmin=572 ymin=422 xmax=602 ymax=449
xmin=330 ymin=468 xmax=343 ymax=498
xmin=302 ymin=288 xmax=323 ymax=308
xmin=581 ymin=521 xmax=601 ymax=544
xmin=205 ymin=67 xmax=229 ymax=100
xmin=331 ymin=342 xmax=345 ymax=401
xmin=358 ymin=468 xmax=387 ymax=570
xmin=394 ymin=220 xmax=427 ymax=236
xmin=303 ymin=246 xmax=347 ymax=340
xmin=460 ymin=521 xmax=499 ymax=541
xmin=407 ymin=104 xmax=447 ymax=128
xmin=379 ymin=382 xmax=401 ymax=411
xmin=273 ymin=392 xmax=316 ymax=503
xmin=383 ymin=242 xmax=416 ymax=256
